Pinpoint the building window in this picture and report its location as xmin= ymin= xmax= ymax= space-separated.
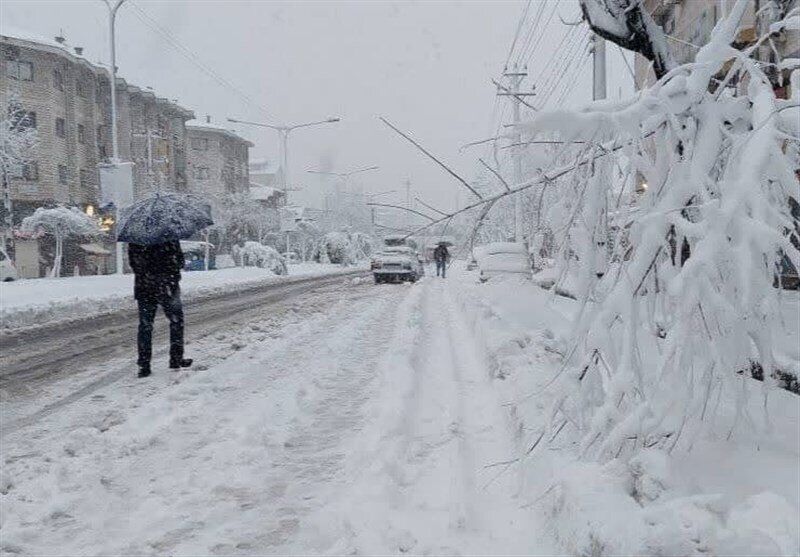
xmin=191 ymin=137 xmax=209 ymax=151
xmin=194 ymin=167 xmax=210 ymax=180
xmin=77 ymin=124 xmax=86 ymax=144
xmin=55 ymin=117 xmax=66 ymax=138
xmin=76 ymin=78 xmax=88 ymax=98
xmin=58 ymin=164 xmax=68 ymax=185
xmin=11 ymin=161 xmax=38 ymax=181
xmin=9 ymin=109 xmax=36 ymax=130
xmin=53 ymin=68 xmax=64 ymax=91
xmin=6 ymin=59 xmax=33 ymax=81
xmin=79 ymin=168 xmax=89 ymax=188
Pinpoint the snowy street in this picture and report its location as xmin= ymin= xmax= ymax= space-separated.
xmin=0 ymin=272 xmax=552 ymax=555
xmin=3 ymin=0 xmax=800 ymax=554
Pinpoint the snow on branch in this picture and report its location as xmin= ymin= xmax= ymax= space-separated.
xmin=578 ymin=0 xmax=676 ymax=79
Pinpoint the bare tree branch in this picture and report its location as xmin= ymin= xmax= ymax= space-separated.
xmin=367 ymin=202 xmax=437 ymax=222
xmin=478 ymin=158 xmax=511 ymax=191
xmin=414 ymin=196 xmax=449 ymax=217
xmin=379 ymin=116 xmax=484 ymax=200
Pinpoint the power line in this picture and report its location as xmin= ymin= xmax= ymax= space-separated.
xmin=513 ymin=0 xmax=549 ymax=66
xmin=127 ymin=0 xmax=275 ymax=121
xmin=504 ymin=0 xmax=532 ymax=68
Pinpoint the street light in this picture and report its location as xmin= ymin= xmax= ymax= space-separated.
xmin=227 ymin=116 xmax=341 ymax=255
xmin=307 ymin=165 xmax=380 ymax=215
xmin=226 ymin=116 xmax=341 ymax=201
xmin=102 ymin=0 xmax=127 ymax=274
xmin=366 ymin=189 xmax=397 ymax=226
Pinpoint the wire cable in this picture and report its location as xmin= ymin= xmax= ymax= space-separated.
xmin=127 ymin=0 xmax=276 ymax=121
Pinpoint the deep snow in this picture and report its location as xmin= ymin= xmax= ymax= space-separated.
xmin=1 ymin=265 xmax=797 ymax=555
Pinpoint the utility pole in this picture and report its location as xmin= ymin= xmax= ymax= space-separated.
xmin=591 ymin=34 xmax=607 ymax=101
xmin=591 ymin=34 xmax=608 ymax=278
xmin=404 ymin=179 xmax=412 ymax=230
xmin=497 ymin=64 xmax=534 ymax=243
xmin=102 ymin=0 xmax=127 ymax=274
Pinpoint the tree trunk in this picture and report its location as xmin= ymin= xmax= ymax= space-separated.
xmin=52 ymin=233 xmax=63 ymax=278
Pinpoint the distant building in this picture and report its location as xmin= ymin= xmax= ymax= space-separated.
xmin=186 ymin=117 xmax=253 ymax=199
xmin=0 ymin=29 xmax=193 ymax=277
xmin=249 ymin=158 xmax=284 ymax=190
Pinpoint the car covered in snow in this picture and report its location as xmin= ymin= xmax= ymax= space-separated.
xmin=371 ymin=246 xmax=424 ymax=283
xmin=475 ymin=242 xmax=531 ymax=282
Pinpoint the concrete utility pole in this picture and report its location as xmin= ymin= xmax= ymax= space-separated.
xmin=102 ymin=0 xmax=127 ymax=275
xmin=591 ymin=34 xmax=608 ymax=278
xmin=591 ymin=34 xmax=607 ymax=101
xmin=497 ymin=64 xmax=534 ymax=243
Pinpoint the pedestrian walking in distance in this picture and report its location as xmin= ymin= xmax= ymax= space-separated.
xmin=129 ymin=240 xmax=193 ymax=378
xmin=434 ymin=242 xmax=450 ymax=278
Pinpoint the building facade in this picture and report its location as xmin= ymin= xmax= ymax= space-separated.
xmin=0 ymin=30 xmax=193 ymax=277
xmin=185 ymin=117 xmax=252 ymax=200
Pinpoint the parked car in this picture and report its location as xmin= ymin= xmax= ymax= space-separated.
xmin=372 ymin=246 xmax=425 ymax=283
xmin=475 ymin=242 xmax=530 ymax=282
xmin=0 ymin=247 xmax=18 ymax=281
xmin=180 ymin=241 xmax=216 ymax=271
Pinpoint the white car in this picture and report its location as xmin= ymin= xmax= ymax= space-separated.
xmin=371 ymin=246 xmax=424 ymax=283
xmin=0 ymin=247 xmax=18 ymax=281
xmin=475 ymin=242 xmax=530 ymax=282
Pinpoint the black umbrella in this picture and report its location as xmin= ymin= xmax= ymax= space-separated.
xmin=117 ymin=193 xmax=213 ymax=245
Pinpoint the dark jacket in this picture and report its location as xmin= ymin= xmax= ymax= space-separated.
xmin=433 ymin=245 xmax=449 ymax=263
xmin=129 ymin=240 xmax=185 ymax=300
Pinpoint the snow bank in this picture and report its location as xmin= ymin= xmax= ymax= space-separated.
xmin=451 ymin=269 xmax=800 ymax=556
xmin=0 ymin=264 xmax=365 ymax=330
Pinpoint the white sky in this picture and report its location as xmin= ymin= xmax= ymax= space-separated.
xmin=1 ymin=0 xmax=633 ymax=212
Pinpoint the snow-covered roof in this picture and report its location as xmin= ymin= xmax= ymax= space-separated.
xmin=0 ymin=27 xmax=194 ymax=120
xmin=186 ymin=120 xmax=254 ymax=146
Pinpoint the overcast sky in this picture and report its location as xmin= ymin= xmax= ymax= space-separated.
xmin=1 ymin=0 xmax=633 ymax=212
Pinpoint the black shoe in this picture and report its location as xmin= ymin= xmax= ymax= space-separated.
xmin=169 ymin=358 xmax=193 ymax=370
xmin=138 ymin=365 xmax=152 ymax=378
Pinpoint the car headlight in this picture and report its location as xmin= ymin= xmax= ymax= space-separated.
xmin=402 ymin=262 xmax=412 ymax=270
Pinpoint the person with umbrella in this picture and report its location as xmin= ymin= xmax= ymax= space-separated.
xmin=433 ymin=241 xmax=450 ymax=279
xmin=118 ymin=194 xmax=213 ymax=378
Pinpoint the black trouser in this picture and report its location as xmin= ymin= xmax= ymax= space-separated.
xmin=136 ymin=284 xmax=184 ymax=366
xmin=436 ymin=259 xmax=447 ymax=278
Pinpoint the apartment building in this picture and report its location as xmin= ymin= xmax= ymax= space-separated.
xmin=0 ymin=30 xmax=194 ymax=276
xmin=186 ymin=117 xmax=252 ymax=199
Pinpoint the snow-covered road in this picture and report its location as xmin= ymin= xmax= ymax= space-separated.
xmin=1 ymin=275 xmax=551 ymax=555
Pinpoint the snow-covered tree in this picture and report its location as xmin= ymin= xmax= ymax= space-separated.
xmin=233 ymin=241 xmax=287 ymax=275
xmin=20 ymin=206 xmax=102 ymax=277
xmin=579 ymin=0 xmax=675 ymax=79
xmin=519 ymin=0 xmax=799 ymax=460
xmin=1 ymin=94 xmax=38 ymax=231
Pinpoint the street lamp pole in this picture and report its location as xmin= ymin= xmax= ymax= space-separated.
xmin=103 ymin=0 xmax=125 ymax=162
xmin=227 ymin=116 xmax=340 ymax=255
xmin=103 ymin=0 xmax=126 ymax=274
xmin=306 ymin=165 xmax=379 ymax=226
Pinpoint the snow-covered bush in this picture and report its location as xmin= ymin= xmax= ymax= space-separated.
xmin=315 ymin=231 xmax=357 ymax=265
xmin=233 ymin=241 xmax=287 ymax=275
xmin=517 ymin=0 xmax=800 ymax=465
xmin=19 ymin=206 xmax=102 ymax=277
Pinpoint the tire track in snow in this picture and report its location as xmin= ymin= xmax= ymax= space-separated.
xmin=333 ymin=277 xmax=545 ymax=555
